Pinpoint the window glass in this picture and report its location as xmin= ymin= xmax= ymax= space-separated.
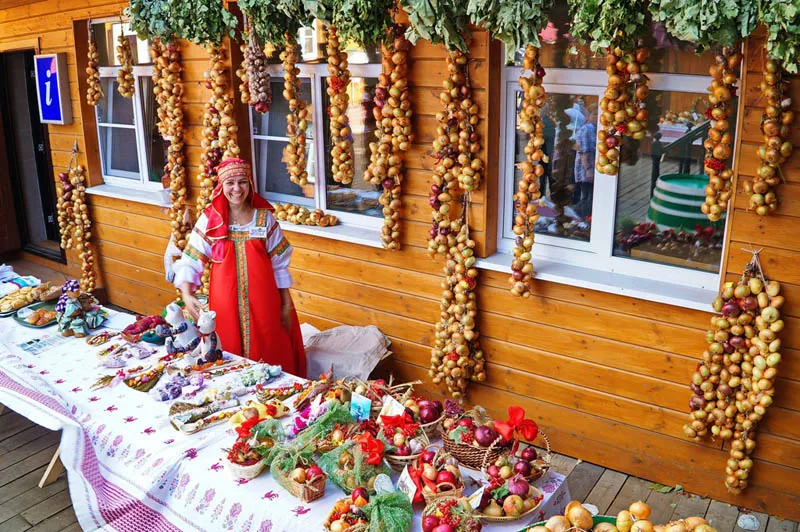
xmin=99 ymin=126 xmax=140 ymax=176
xmin=91 ymin=22 xmax=149 ymax=67
xmin=612 ymin=90 xmax=734 ymax=272
xmin=251 ymin=80 xmax=313 ymax=138
xmin=512 ymin=92 xmax=598 ymax=242
xmin=322 ymin=76 xmax=381 ymax=217
xmin=139 ymin=77 xmax=167 ymax=183
xmin=96 ymin=79 xmax=135 ymax=125
xmin=254 ymin=138 xmax=315 ymax=207
xmin=250 ymin=81 xmax=315 ymax=206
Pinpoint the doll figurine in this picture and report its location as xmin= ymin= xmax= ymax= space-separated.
xmin=156 ymin=302 xmax=199 ymax=357
xmin=55 ymin=280 xmax=103 ymax=337
xmin=191 ymin=309 xmax=223 ymax=365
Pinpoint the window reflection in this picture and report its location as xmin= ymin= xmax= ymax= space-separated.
xmin=513 ymin=92 xmax=598 ymax=241
xmin=613 ymin=90 xmax=730 ymax=271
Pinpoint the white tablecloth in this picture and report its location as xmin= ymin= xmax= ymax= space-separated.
xmin=0 ymin=310 xmax=570 ymax=531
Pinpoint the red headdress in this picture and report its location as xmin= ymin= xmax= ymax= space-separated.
xmin=204 ymin=158 xmax=273 ymax=256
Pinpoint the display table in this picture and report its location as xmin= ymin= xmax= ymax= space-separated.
xmin=0 ymin=310 xmax=570 ymax=531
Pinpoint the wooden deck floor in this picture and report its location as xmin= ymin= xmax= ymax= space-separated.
xmin=1 ymin=404 xmax=797 ymax=532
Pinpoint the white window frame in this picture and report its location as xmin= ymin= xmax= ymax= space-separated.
xmin=496 ymin=61 xmax=740 ymax=294
xmin=250 ymin=60 xmax=383 ymax=230
xmin=92 ymin=18 xmax=162 ymax=192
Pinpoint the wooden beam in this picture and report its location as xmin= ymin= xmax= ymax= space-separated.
xmin=38 ymin=445 xmax=64 ymax=488
xmin=0 ymin=0 xmax=47 ymax=10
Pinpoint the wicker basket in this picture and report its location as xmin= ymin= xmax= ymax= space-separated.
xmin=523 ymin=431 xmax=553 ymax=482
xmin=478 ymin=485 xmax=543 ymax=523
xmin=227 ymin=459 xmax=265 ymax=480
xmin=420 ymin=414 xmax=444 ymax=439
xmin=441 ymin=428 xmax=506 ymax=471
xmin=323 ymin=499 xmax=370 ymax=532
xmin=383 ymin=427 xmax=430 ymax=472
xmin=422 ymin=480 xmax=464 ymax=504
xmin=274 ymin=462 xmax=328 ymax=503
xmin=422 ymin=496 xmax=482 ymax=531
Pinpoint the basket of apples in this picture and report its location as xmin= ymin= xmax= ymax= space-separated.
xmin=316 ymin=423 xmax=359 ymax=454
xmin=324 ymin=488 xmax=371 ymax=532
xmin=225 ymin=440 xmax=266 ymax=480
xmin=403 ymin=397 xmax=444 ymax=439
xmin=488 ymin=436 xmax=551 ymax=484
xmin=422 ymin=496 xmax=483 ymax=532
xmin=441 ymin=406 xmax=510 ymax=470
xmin=273 ymin=457 xmax=327 ymax=503
xmin=413 ymin=446 xmax=464 ymax=504
xmin=475 ymin=474 xmax=543 ymax=522
xmin=379 ymin=412 xmax=429 ymax=471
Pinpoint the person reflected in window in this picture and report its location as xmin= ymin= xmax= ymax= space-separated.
xmin=574 ymin=106 xmax=597 ymax=219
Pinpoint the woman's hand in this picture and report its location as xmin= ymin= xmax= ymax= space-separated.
xmin=182 ymin=289 xmax=203 ymax=321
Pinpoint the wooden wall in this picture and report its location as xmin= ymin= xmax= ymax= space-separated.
xmin=1 ymin=1 xmax=799 ymax=519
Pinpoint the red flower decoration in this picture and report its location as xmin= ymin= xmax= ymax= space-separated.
xmin=329 ymin=76 xmax=346 ymax=93
xmin=380 ymin=413 xmax=419 ymax=440
xmin=615 ymin=124 xmax=628 ymax=134
xmin=704 ymin=106 xmax=714 ymax=120
xmin=357 ymin=432 xmax=385 ymax=466
xmin=493 ymin=406 xmax=539 ymax=442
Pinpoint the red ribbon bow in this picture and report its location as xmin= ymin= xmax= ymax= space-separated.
xmin=357 ymin=433 xmax=386 ymax=466
xmin=493 ymin=406 xmax=539 ymax=443
xmin=236 ymin=416 xmax=264 ymax=440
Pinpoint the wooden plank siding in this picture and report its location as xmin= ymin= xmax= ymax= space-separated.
xmin=1 ymin=0 xmax=799 ymax=520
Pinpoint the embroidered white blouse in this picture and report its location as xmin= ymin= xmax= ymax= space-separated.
xmin=172 ymin=209 xmax=294 ymax=290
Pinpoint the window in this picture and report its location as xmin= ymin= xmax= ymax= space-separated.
xmin=497 ymin=0 xmax=739 ymax=295
xmin=249 ymin=29 xmax=382 ymax=228
xmin=91 ymin=20 xmax=166 ymax=189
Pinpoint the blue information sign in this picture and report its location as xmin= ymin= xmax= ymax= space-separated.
xmin=33 ymin=53 xmax=72 ymax=125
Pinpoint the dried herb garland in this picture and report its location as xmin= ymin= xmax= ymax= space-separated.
xmin=684 ymin=251 xmax=786 ymax=494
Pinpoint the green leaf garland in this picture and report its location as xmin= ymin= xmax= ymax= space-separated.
xmin=331 ymin=0 xmax=395 ymax=49
xmin=467 ymin=0 xmax=554 ymax=63
xmin=568 ymin=0 xmax=650 ymax=53
xmin=648 ymin=0 xmax=758 ymax=50
xmin=239 ymin=0 xmax=312 ymax=48
xmin=759 ymin=0 xmax=800 ymax=74
xmin=126 ymin=0 xmax=236 ymax=46
xmin=399 ymin=0 xmax=470 ymax=52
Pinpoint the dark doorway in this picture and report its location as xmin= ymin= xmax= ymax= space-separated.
xmin=0 ymin=49 xmax=64 ymax=263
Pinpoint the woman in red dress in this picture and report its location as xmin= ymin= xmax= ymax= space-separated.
xmin=173 ymin=158 xmax=306 ymax=376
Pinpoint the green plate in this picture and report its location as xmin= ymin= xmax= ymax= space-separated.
xmin=522 ymin=515 xmax=617 ymax=531
xmin=13 ymin=301 xmax=57 ymax=328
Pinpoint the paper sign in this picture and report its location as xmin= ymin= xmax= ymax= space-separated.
xmin=468 ymin=486 xmax=486 ymax=509
xmin=396 ymin=465 xmax=416 ymax=503
xmin=373 ymin=474 xmax=394 ymax=495
xmin=350 ymin=393 xmax=372 ymax=422
xmin=378 ymin=395 xmax=406 ymax=418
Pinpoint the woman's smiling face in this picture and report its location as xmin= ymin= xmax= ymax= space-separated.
xmin=222 ymin=175 xmax=250 ymax=206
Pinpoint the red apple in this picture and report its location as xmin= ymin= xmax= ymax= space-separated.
xmin=503 ymin=494 xmax=524 ymax=516
xmin=422 ymin=515 xmax=441 ymax=532
xmin=457 ymin=418 xmax=474 ymax=429
xmin=432 ymin=525 xmax=455 ymax=532
xmin=308 ymin=465 xmax=324 ymax=479
xmin=394 ymin=444 xmax=411 ymax=457
xmin=487 ymin=464 xmax=501 ymax=478
xmin=351 ymin=487 xmax=369 ymax=502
